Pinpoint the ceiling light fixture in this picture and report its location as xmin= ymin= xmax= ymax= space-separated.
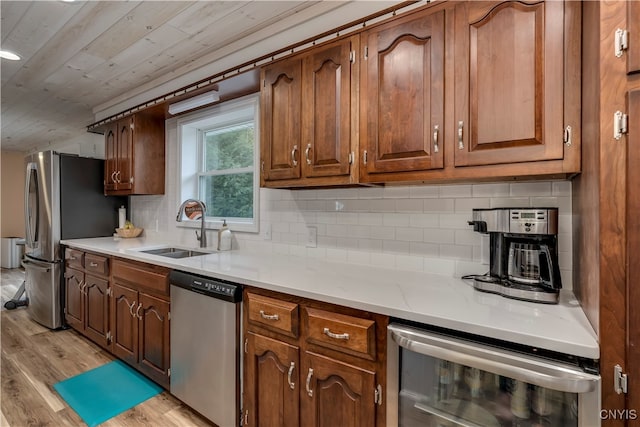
xmin=0 ymin=50 xmax=21 ymax=61
xmin=168 ymin=90 xmax=220 ymax=115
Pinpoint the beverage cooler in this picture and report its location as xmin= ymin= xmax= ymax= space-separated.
xmin=387 ymin=323 xmax=600 ymax=427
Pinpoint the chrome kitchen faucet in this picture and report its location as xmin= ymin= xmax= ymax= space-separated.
xmin=176 ymin=199 xmax=207 ymax=248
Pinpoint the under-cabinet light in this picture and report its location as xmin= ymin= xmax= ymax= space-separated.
xmin=168 ymin=90 xmax=220 ymax=115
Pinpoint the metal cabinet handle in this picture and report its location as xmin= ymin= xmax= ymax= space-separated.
xmin=457 ymin=121 xmax=464 ymax=150
xmin=306 ymin=368 xmax=314 ymax=397
xmin=78 ymin=281 xmax=85 ymax=292
xmin=433 ymin=125 xmax=439 ymax=153
xmin=82 ymin=283 xmax=89 ymax=296
xmin=136 ymin=303 xmax=143 ymax=320
xmin=89 ymin=262 xmax=98 ymax=267
xmin=111 ymin=171 xmax=117 ymax=183
xmin=287 ymin=362 xmax=296 ymax=390
xmin=305 ymin=144 xmax=312 ymax=165
xmin=115 ymin=171 xmax=121 ymax=183
xmin=259 ymin=310 xmax=279 ymax=321
xmin=323 ymin=327 xmax=350 ymax=340
xmin=291 ymin=145 xmax=298 ymax=166
xmin=129 ymin=300 xmax=137 ymax=317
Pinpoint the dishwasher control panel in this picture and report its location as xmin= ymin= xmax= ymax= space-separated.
xmin=170 ymin=270 xmax=242 ymax=303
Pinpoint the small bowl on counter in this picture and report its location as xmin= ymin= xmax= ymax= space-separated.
xmin=115 ymin=227 xmax=143 ymax=238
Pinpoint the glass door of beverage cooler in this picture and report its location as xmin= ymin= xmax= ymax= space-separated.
xmin=388 ymin=324 xmax=600 ymax=427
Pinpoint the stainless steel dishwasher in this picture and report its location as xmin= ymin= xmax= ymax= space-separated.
xmin=170 ymin=270 xmax=242 ymax=427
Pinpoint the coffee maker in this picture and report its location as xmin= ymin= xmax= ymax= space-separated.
xmin=467 ymin=208 xmax=562 ymax=304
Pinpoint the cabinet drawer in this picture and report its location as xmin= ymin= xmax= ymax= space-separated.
xmin=85 ymin=254 xmax=109 ymax=277
xmin=304 ymin=307 xmax=376 ymax=360
xmin=65 ymin=248 xmax=84 ymax=269
xmin=112 ymin=259 xmax=169 ymax=295
xmin=246 ymin=293 xmax=299 ymax=338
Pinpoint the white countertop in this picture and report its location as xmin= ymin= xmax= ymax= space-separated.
xmin=61 ymin=236 xmax=599 ymax=359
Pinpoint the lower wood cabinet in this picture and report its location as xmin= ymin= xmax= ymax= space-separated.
xmin=111 ymin=261 xmax=170 ymax=388
xmin=63 ymin=248 xmax=170 ymax=389
xmin=245 ymin=331 xmax=300 ymax=427
xmin=64 ymin=254 xmax=110 ymax=350
xmin=243 ymin=290 xmax=387 ymax=427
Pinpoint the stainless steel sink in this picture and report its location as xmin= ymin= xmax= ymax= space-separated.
xmin=140 ymin=247 xmax=210 ymax=259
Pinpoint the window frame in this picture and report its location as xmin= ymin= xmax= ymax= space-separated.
xmin=176 ymin=93 xmax=260 ymax=233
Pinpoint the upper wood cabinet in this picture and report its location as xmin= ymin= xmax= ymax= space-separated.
xmin=262 ymin=36 xmax=358 ymax=187
xmin=628 ymin=2 xmax=640 ymax=74
xmin=259 ymin=1 xmax=580 ymax=187
xmin=261 ymin=58 xmax=303 ymax=182
xmin=104 ymin=111 xmax=165 ymax=196
xmin=359 ymin=8 xmax=445 ymax=180
xmin=453 ymin=1 xmax=567 ymax=167
xmin=301 ymin=36 xmax=358 ymax=183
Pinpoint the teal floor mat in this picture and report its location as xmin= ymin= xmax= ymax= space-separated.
xmin=53 ymin=360 xmax=162 ymax=427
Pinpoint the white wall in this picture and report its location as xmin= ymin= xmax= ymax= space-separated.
xmin=130 ymin=120 xmax=573 ymax=288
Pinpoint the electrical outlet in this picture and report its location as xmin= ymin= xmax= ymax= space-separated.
xmin=264 ymin=224 xmax=272 ymax=241
xmin=306 ymin=226 xmax=317 ymax=248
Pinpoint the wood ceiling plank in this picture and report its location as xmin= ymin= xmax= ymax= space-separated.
xmin=0 ymin=1 xmax=30 ymax=43
xmin=166 ymin=1 xmax=249 ymax=36
xmin=8 ymin=1 xmax=141 ymax=88
xmin=82 ymin=2 xmax=194 ymax=60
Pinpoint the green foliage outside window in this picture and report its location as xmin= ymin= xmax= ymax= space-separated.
xmin=201 ymin=124 xmax=254 ymax=219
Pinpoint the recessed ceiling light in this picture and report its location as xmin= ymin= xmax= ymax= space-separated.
xmin=0 ymin=50 xmax=21 ymax=61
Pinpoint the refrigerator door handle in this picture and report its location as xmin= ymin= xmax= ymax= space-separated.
xmin=24 ymin=162 xmax=39 ymax=248
xmin=389 ymin=323 xmax=599 ymax=394
xmin=22 ymin=258 xmax=51 ymax=273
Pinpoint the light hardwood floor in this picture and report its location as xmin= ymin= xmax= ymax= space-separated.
xmin=0 ymin=268 xmax=212 ymax=427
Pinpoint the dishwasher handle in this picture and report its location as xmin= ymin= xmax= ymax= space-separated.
xmin=388 ymin=323 xmax=599 ymax=394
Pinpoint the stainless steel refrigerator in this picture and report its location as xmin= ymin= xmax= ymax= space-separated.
xmin=23 ymin=151 xmax=127 ymax=329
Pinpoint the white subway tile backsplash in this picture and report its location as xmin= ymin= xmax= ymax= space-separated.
xmin=134 ymin=173 xmax=573 ymax=287
xmin=440 ymin=244 xmax=473 ymax=261
xmin=396 ymin=199 xmax=424 ymax=213
xmin=410 ymin=242 xmax=439 ymax=256
xmin=423 ymin=229 xmax=455 ymax=244
xmin=369 ymin=199 xmax=396 ymax=212
xmin=410 ymin=186 xmax=439 ymax=198
xmin=472 ymin=183 xmax=510 ymax=198
xmin=455 ymin=198 xmax=490 ymax=212
xmin=424 ymin=198 xmax=455 ymax=212
xmin=369 ymin=226 xmax=396 ymax=240
xmin=510 ymin=182 xmax=552 ymax=197
xmin=336 ymin=212 xmax=359 ymax=225
xmin=409 ymin=214 xmax=439 ymax=228
xmin=383 ymin=213 xmax=410 ymax=227
xmin=439 ymin=184 xmax=472 ymax=198
xmin=395 ymin=227 xmax=425 ymax=242
xmin=383 ymin=186 xmax=411 ymax=199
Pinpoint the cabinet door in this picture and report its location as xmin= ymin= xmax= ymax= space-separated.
xmin=110 ymin=283 xmax=138 ymax=365
xmin=245 ymin=331 xmax=299 ymax=427
xmin=104 ymin=122 xmax=118 ymax=193
xmin=360 ymin=9 xmax=445 ymax=176
xmin=629 ymin=2 xmax=640 ymax=74
xmin=84 ymin=275 xmax=110 ymax=349
xmin=64 ymin=267 xmax=84 ymax=331
xmin=628 ymin=89 xmax=640 ymax=415
xmin=261 ymin=59 xmax=303 ymax=181
xmin=300 ymin=351 xmax=376 ymax=427
xmin=454 ymin=1 xmax=565 ymax=166
xmin=137 ymin=293 xmax=170 ymax=386
xmin=116 ymin=118 xmax=134 ymax=191
xmin=301 ymin=37 xmax=356 ymax=179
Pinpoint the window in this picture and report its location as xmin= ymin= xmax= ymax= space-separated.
xmin=178 ymin=94 xmax=259 ymax=232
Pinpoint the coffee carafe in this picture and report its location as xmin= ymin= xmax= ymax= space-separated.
xmin=468 ymin=208 xmax=562 ymax=304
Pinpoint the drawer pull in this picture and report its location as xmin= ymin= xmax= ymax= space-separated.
xmin=287 ymin=362 xmax=296 ymax=390
xmin=89 ymin=262 xmax=98 ymax=267
xmin=306 ymin=368 xmax=314 ymax=397
xmin=323 ymin=327 xmax=350 ymax=340
xmin=259 ymin=310 xmax=279 ymax=321
xmin=69 ymin=256 xmax=76 ymax=260
xmin=129 ymin=300 xmax=137 ymax=317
